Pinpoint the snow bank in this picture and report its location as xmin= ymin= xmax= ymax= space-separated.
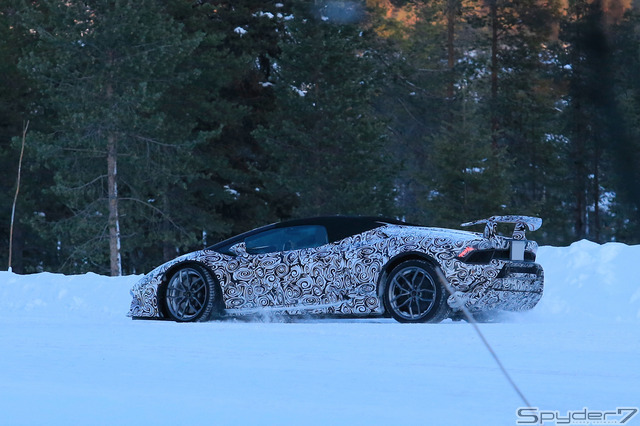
xmin=531 ymin=240 xmax=640 ymax=323
xmin=0 ymin=240 xmax=638 ymax=323
xmin=0 ymin=271 xmax=137 ymax=321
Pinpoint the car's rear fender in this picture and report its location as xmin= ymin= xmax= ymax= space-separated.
xmin=377 ymin=251 xmax=446 ymax=301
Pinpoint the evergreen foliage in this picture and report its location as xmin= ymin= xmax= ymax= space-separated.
xmin=1 ymin=0 xmax=639 ymax=274
xmin=15 ymin=0 xmax=206 ymax=274
xmin=256 ymin=1 xmax=396 ymax=217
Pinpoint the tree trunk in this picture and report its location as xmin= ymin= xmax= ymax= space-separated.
xmin=570 ymin=4 xmax=588 ymax=241
xmin=162 ymin=196 xmax=176 ymax=262
xmin=107 ymin=132 xmax=122 ymax=276
xmin=105 ymin=51 xmax=122 ymax=277
xmin=574 ymin=102 xmax=587 ymax=240
xmin=9 ymin=120 xmax=28 ymax=273
xmin=489 ymin=0 xmax=499 ymax=148
xmin=593 ymin=138 xmax=601 ymax=242
xmin=11 ymin=223 xmax=24 ymax=274
xmin=446 ymin=0 xmax=457 ymax=100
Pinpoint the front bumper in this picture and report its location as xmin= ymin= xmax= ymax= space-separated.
xmin=127 ymin=275 xmax=163 ymax=319
xmin=449 ymin=262 xmax=544 ymax=312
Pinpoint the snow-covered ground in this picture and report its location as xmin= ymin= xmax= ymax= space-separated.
xmin=1 ymin=240 xmax=638 ymax=425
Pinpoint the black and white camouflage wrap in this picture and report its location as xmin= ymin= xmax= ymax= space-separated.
xmin=128 ymin=222 xmax=544 ymax=319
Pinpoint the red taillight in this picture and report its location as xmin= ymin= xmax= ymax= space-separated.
xmin=458 ymin=246 xmax=475 ymax=258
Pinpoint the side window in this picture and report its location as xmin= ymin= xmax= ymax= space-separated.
xmin=283 ymin=225 xmax=328 ymax=251
xmin=244 ymin=225 xmax=328 ymax=254
xmin=245 ymin=228 xmax=287 ymax=254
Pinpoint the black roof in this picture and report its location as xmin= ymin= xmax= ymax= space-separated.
xmin=208 ymin=216 xmax=412 ymax=251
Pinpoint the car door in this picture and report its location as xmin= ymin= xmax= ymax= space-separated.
xmin=226 ymin=225 xmax=346 ymax=311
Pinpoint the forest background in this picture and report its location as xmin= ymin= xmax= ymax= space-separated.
xmin=1 ymin=0 xmax=639 ymax=276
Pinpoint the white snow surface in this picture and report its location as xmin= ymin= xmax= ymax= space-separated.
xmin=1 ymin=240 xmax=639 ymax=425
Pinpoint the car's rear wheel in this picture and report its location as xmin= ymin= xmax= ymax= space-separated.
xmin=383 ymin=260 xmax=450 ymax=323
xmin=163 ymin=265 xmax=220 ymax=322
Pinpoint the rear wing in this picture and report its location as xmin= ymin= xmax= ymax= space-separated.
xmin=461 ymin=215 xmax=542 ymax=240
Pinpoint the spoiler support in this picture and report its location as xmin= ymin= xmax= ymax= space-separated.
xmin=460 ymin=215 xmax=542 ymax=240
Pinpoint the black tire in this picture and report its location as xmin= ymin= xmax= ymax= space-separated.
xmin=383 ymin=260 xmax=450 ymax=323
xmin=162 ymin=264 xmax=221 ymax=322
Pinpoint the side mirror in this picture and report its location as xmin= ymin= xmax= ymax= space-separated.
xmin=230 ymin=241 xmax=249 ymax=257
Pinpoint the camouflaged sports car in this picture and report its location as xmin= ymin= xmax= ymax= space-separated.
xmin=128 ymin=215 xmax=544 ymax=323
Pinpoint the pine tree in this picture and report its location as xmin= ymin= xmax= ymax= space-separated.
xmin=438 ymin=0 xmax=569 ymax=239
xmin=489 ymin=0 xmax=567 ymax=242
xmin=367 ymin=0 xmax=455 ymax=223
xmin=557 ymin=0 xmax=635 ymax=242
xmin=17 ymin=0 xmax=202 ymax=274
xmin=605 ymin=5 xmax=640 ymax=243
xmin=255 ymin=2 xmax=396 ymax=217
xmin=169 ymin=0 xmax=297 ymax=237
xmin=423 ymin=88 xmax=511 ymax=227
xmin=0 ymin=2 xmax=48 ymax=273
xmin=0 ymin=5 xmax=25 ymax=271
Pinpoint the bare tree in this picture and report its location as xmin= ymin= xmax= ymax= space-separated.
xmin=9 ymin=120 xmax=28 ymax=273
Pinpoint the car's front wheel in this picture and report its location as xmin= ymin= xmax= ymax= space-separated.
xmin=383 ymin=260 xmax=450 ymax=323
xmin=162 ymin=265 xmax=220 ymax=322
